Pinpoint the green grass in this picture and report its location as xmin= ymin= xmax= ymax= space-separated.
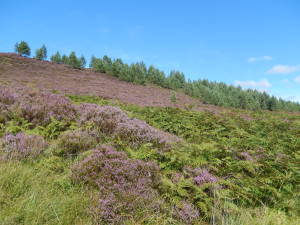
xmin=0 ymin=157 xmax=92 ymax=225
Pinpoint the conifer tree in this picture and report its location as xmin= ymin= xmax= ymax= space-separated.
xmin=79 ymin=56 xmax=86 ymax=68
xmin=35 ymin=44 xmax=47 ymax=60
xmin=14 ymin=41 xmax=31 ymax=56
xmin=50 ymin=51 xmax=62 ymax=63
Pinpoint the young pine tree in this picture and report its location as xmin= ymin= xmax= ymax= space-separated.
xmin=50 ymin=51 xmax=62 ymax=64
xmin=14 ymin=41 xmax=31 ymax=56
xmin=79 ymin=56 xmax=86 ymax=68
xmin=61 ymin=54 xmax=69 ymax=64
xmin=68 ymin=52 xmax=81 ymax=69
xmin=35 ymin=44 xmax=47 ymax=60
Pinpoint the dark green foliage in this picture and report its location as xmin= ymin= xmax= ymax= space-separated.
xmin=61 ymin=54 xmax=69 ymax=64
xmin=50 ymin=51 xmax=62 ymax=63
xmin=35 ymin=44 xmax=47 ymax=60
xmin=88 ymin=55 xmax=300 ymax=112
xmin=52 ymin=52 xmax=85 ymax=69
xmin=183 ymin=80 xmax=300 ymax=111
xmin=167 ymin=70 xmax=186 ymax=89
xmin=68 ymin=51 xmax=81 ymax=69
xmin=147 ymin=65 xmax=167 ymax=86
xmin=128 ymin=62 xmax=147 ymax=84
xmin=14 ymin=41 xmax=31 ymax=56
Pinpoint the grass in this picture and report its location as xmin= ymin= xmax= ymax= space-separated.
xmin=0 ymin=157 xmax=92 ymax=225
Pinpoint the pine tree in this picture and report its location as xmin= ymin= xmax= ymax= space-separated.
xmin=14 ymin=41 xmax=31 ymax=56
xmin=79 ymin=56 xmax=86 ymax=68
xmin=35 ymin=44 xmax=47 ymax=60
xmin=50 ymin=51 xmax=62 ymax=63
xmin=61 ymin=55 xmax=69 ymax=64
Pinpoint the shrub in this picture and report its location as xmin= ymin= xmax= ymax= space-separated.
xmin=184 ymin=167 xmax=218 ymax=186
xmin=116 ymin=118 xmax=178 ymax=147
xmin=55 ymin=129 xmax=98 ymax=156
xmin=72 ymin=145 xmax=162 ymax=224
xmin=1 ymin=132 xmax=47 ymax=160
xmin=78 ymin=104 xmax=126 ymax=133
xmin=78 ymin=103 xmax=179 ymax=147
xmin=18 ymin=92 xmax=77 ymax=126
xmin=0 ymin=87 xmax=19 ymax=122
xmin=174 ymin=201 xmax=200 ymax=224
xmin=0 ymin=86 xmax=18 ymax=105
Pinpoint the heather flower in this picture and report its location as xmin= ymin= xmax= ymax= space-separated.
xmin=78 ymin=104 xmax=127 ymax=134
xmin=72 ymin=145 xmax=162 ymax=224
xmin=0 ymin=86 xmax=18 ymax=105
xmin=55 ymin=129 xmax=99 ymax=156
xmin=18 ymin=92 xmax=77 ymax=126
xmin=184 ymin=167 xmax=218 ymax=186
xmin=116 ymin=117 xmax=177 ymax=147
xmin=174 ymin=201 xmax=200 ymax=224
xmin=78 ymin=103 xmax=180 ymax=147
xmin=193 ymin=169 xmax=218 ymax=186
xmin=1 ymin=132 xmax=47 ymax=159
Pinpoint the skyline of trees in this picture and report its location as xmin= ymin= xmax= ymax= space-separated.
xmin=11 ymin=41 xmax=300 ymax=112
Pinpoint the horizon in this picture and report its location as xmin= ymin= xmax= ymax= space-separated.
xmin=1 ymin=0 xmax=299 ymax=102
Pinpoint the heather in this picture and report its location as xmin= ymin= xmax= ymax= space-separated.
xmin=0 ymin=88 xmax=299 ymax=224
xmin=72 ymin=145 xmax=163 ymax=224
xmin=17 ymin=92 xmax=77 ymax=126
xmin=55 ymin=129 xmax=98 ymax=156
xmin=1 ymin=132 xmax=47 ymax=160
xmin=77 ymin=103 xmax=179 ymax=147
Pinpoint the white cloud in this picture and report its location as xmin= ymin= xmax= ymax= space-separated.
xmin=267 ymin=64 xmax=300 ymax=74
xmin=248 ymin=56 xmax=273 ymax=63
xmin=234 ymin=78 xmax=272 ymax=91
xmin=294 ymin=75 xmax=300 ymax=84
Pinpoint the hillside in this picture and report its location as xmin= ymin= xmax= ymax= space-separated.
xmin=0 ymin=53 xmax=224 ymax=113
xmin=0 ymin=54 xmax=300 ymax=225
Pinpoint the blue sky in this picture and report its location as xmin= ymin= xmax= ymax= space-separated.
xmin=1 ymin=0 xmax=300 ymax=101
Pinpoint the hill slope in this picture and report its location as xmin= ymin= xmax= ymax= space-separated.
xmin=0 ymin=53 xmax=224 ymax=113
xmin=0 ymin=54 xmax=299 ymax=225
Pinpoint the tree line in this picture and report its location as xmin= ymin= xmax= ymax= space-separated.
xmin=14 ymin=41 xmax=86 ymax=69
xmin=13 ymin=41 xmax=300 ymax=112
